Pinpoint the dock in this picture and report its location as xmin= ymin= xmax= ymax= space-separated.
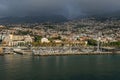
xmin=33 ymin=52 xmax=120 ymax=56
xmin=13 ymin=50 xmax=32 ymax=55
xmin=1 ymin=47 xmax=120 ymax=56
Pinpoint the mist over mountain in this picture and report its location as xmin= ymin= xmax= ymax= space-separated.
xmin=1 ymin=0 xmax=120 ymax=19
xmin=0 ymin=15 xmax=68 ymax=24
xmin=1 ymin=0 xmax=120 ymax=24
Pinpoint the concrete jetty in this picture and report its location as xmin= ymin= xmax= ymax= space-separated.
xmin=33 ymin=52 xmax=117 ymax=56
xmin=1 ymin=47 xmax=119 ymax=56
xmin=32 ymin=47 xmax=120 ymax=56
xmin=14 ymin=50 xmax=32 ymax=55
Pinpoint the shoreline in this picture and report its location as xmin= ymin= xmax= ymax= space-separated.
xmin=1 ymin=47 xmax=120 ymax=56
xmin=1 ymin=52 xmax=120 ymax=56
xmin=33 ymin=52 xmax=120 ymax=56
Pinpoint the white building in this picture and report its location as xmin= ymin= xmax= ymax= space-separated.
xmin=3 ymin=34 xmax=33 ymax=46
xmin=41 ymin=38 xmax=50 ymax=43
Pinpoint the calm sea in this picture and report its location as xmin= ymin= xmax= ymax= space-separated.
xmin=0 ymin=55 xmax=120 ymax=80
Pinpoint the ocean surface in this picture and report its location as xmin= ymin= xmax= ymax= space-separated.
xmin=0 ymin=54 xmax=120 ymax=80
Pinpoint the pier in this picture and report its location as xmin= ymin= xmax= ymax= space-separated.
xmin=0 ymin=46 xmax=119 ymax=56
xmin=32 ymin=47 xmax=120 ymax=56
xmin=13 ymin=49 xmax=32 ymax=55
xmin=33 ymin=52 xmax=115 ymax=56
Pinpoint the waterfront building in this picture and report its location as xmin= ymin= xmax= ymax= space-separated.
xmin=2 ymin=34 xmax=33 ymax=46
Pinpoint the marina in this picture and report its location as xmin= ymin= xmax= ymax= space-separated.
xmin=32 ymin=47 xmax=117 ymax=56
xmin=1 ymin=46 xmax=119 ymax=56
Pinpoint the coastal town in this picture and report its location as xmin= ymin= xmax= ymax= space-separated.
xmin=0 ymin=18 xmax=120 ymax=56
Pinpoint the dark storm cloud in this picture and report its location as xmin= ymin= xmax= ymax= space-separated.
xmin=0 ymin=0 xmax=120 ymax=18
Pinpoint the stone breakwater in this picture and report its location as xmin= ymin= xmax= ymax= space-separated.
xmin=32 ymin=47 xmax=120 ymax=56
xmin=1 ymin=47 xmax=120 ymax=56
xmin=33 ymin=52 xmax=116 ymax=56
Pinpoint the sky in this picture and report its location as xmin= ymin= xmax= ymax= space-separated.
xmin=0 ymin=0 xmax=120 ymax=18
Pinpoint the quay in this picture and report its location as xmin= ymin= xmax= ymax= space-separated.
xmin=33 ymin=52 xmax=118 ymax=56
xmin=13 ymin=49 xmax=32 ymax=55
xmin=0 ymin=47 xmax=120 ymax=56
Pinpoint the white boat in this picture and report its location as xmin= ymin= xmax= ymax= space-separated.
xmin=81 ymin=48 xmax=94 ymax=52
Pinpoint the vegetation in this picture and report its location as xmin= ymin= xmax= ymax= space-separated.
xmin=44 ymin=25 xmax=55 ymax=29
xmin=34 ymin=36 xmax=42 ymax=42
xmin=102 ymin=41 xmax=120 ymax=47
xmin=87 ymin=39 xmax=97 ymax=46
xmin=51 ymin=36 xmax=61 ymax=40
xmin=17 ymin=30 xmax=32 ymax=35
